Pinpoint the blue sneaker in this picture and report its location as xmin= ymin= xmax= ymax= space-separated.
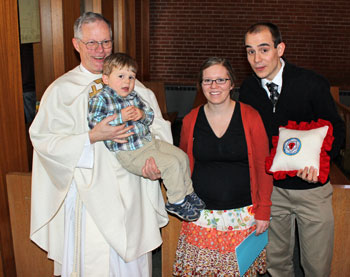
xmin=185 ymin=192 xmax=206 ymax=211
xmin=165 ymin=198 xmax=200 ymax=221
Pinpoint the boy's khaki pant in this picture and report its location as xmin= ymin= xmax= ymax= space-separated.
xmin=116 ymin=138 xmax=193 ymax=203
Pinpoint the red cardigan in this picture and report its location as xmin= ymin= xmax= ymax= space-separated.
xmin=180 ymin=103 xmax=273 ymax=220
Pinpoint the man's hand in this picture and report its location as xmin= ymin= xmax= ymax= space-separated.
xmin=142 ymin=157 xmax=161 ymax=180
xmin=89 ymin=114 xmax=134 ymax=144
xmin=255 ymin=219 xmax=270 ymax=236
xmin=296 ymin=166 xmax=318 ymax=183
xmin=121 ymin=106 xmax=144 ymax=122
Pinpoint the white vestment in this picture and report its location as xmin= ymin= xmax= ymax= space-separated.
xmin=29 ymin=65 xmax=171 ymax=276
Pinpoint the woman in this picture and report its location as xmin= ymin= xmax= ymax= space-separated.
xmin=173 ymin=57 xmax=273 ymax=276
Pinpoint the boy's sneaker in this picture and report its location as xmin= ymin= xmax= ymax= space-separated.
xmin=185 ymin=192 xmax=206 ymax=211
xmin=165 ymin=199 xmax=200 ymax=222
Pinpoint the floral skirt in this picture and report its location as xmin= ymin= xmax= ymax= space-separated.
xmin=173 ymin=205 xmax=267 ymax=276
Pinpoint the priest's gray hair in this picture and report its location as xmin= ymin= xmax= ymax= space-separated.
xmin=74 ymin=12 xmax=112 ymax=39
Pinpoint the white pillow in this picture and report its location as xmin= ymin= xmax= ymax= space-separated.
xmin=269 ymin=126 xmax=328 ymax=173
xmin=266 ymin=120 xmax=334 ymax=183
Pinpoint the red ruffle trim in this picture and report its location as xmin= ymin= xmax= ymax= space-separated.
xmin=265 ymin=119 xmax=334 ymax=184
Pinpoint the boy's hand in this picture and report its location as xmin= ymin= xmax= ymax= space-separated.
xmin=121 ymin=106 xmax=135 ymax=122
xmin=121 ymin=106 xmax=144 ymax=122
xmin=130 ymin=107 xmax=144 ymax=121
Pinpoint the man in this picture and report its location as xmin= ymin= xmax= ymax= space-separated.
xmin=29 ymin=12 xmax=172 ymax=276
xmin=239 ymin=22 xmax=345 ymax=277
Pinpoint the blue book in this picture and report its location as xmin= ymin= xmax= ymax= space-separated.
xmin=235 ymin=230 xmax=268 ymax=275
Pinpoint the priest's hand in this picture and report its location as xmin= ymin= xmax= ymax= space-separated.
xmin=142 ymin=157 xmax=161 ymax=180
xmin=89 ymin=114 xmax=134 ymax=144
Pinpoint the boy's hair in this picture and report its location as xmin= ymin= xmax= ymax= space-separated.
xmin=245 ymin=22 xmax=282 ymax=48
xmin=103 ymin=53 xmax=138 ymax=75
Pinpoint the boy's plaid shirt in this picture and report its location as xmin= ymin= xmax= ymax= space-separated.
xmin=88 ymin=85 xmax=154 ymax=152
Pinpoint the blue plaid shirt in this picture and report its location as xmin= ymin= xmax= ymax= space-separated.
xmin=88 ymin=85 xmax=154 ymax=152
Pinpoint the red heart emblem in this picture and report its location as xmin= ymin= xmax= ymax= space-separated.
xmin=289 ymin=142 xmax=295 ymax=149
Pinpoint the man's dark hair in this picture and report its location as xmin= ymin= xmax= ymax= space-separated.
xmin=245 ymin=22 xmax=282 ymax=48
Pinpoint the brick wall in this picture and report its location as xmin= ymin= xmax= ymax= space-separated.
xmin=149 ymin=0 xmax=350 ymax=89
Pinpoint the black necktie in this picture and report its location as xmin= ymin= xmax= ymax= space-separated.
xmin=266 ymin=82 xmax=279 ymax=107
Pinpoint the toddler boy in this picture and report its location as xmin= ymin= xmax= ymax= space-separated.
xmin=88 ymin=53 xmax=205 ymax=221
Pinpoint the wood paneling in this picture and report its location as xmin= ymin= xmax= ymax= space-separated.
xmin=35 ymin=0 xmax=74 ymax=100
xmin=0 ymin=248 xmax=3 ymax=277
xmin=143 ymin=81 xmax=167 ymax=116
xmin=63 ymin=0 xmax=81 ymax=72
xmin=51 ymin=0 xmax=65 ymax=79
xmin=161 ymin=185 xmax=182 ymax=277
xmin=329 ymin=163 xmax=350 ymax=275
xmin=6 ymin=173 xmax=54 ymax=276
xmin=143 ymin=81 xmax=177 ymax=123
xmin=93 ymin=0 xmax=102 ymax=13
xmin=102 ymin=0 xmax=114 ymax=37
xmin=115 ymin=0 xmax=126 ymax=52
xmin=34 ymin=0 xmax=54 ymax=100
xmin=0 ymin=0 xmax=29 ymax=275
xmin=125 ymin=0 xmax=136 ymax=59
xmin=109 ymin=0 xmax=149 ymax=80
xmin=0 ymin=173 xmax=14 ymax=277
xmin=85 ymin=0 xmax=102 ymax=13
xmin=138 ymin=0 xmax=150 ymax=81
xmin=331 ymin=185 xmax=350 ymax=276
xmin=84 ymin=0 xmax=92 ymax=12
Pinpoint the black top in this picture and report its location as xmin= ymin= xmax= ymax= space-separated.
xmin=192 ymin=103 xmax=252 ymax=210
xmin=240 ymin=60 xmax=345 ymax=189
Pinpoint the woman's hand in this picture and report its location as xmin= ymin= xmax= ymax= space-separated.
xmin=255 ymin=219 xmax=270 ymax=236
xmin=142 ymin=157 xmax=161 ymax=180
